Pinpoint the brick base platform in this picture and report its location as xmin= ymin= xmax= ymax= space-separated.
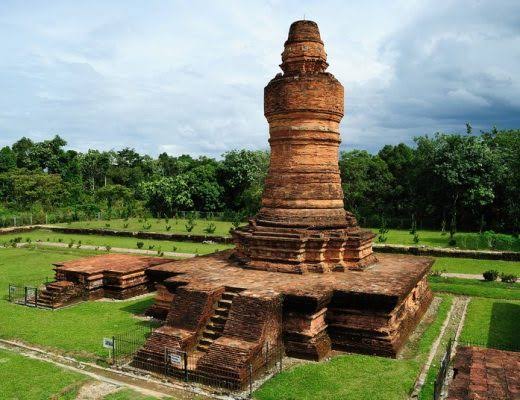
xmin=447 ymin=346 xmax=520 ymax=400
xmin=136 ymin=250 xmax=433 ymax=387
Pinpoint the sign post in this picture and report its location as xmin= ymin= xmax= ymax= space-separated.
xmin=103 ymin=337 xmax=115 ymax=363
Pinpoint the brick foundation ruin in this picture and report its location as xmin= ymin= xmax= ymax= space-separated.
xmin=447 ymin=346 xmax=520 ymax=400
xmin=38 ymin=254 xmax=173 ymax=308
xmin=134 ymin=20 xmax=433 ymax=389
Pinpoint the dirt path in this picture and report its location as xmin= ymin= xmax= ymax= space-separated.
xmin=14 ymin=242 xmax=196 ymax=258
xmin=442 ymin=272 xmax=482 ymax=280
xmin=0 ymin=339 xmax=215 ymax=400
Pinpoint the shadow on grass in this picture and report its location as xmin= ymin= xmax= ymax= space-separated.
xmin=120 ymin=297 xmax=155 ymax=316
xmin=488 ymin=302 xmax=520 ymax=350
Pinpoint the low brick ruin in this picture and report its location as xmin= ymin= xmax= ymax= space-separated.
xmin=447 ymin=346 xmax=520 ymax=400
xmin=133 ymin=20 xmax=433 ymax=389
xmin=38 ymin=254 xmax=173 ymax=308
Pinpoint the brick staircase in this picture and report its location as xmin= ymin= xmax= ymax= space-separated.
xmin=37 ymin=281 xmax=84 ymax=309
xmin=133 ymin=287 xmax=243 ymax=374
xmin=195 ymin=287 xmax=242 ymax=353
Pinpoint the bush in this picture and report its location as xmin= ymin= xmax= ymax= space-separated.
xmin=123 ymin=223 xmax=129 ymax=229
xmin=448 ymin=238 xmax=456 ymax=246
xmin=68 ymin=239 xmax=74 ymax=248
xmin=165 ymin=225 xmax=172 ymax=231
xmin=500 ymin=273 xmax=518 ymax=283
xmin=136 ymin=241 xmax=144 ymax=249
xmin=413 ymin=233 xmax=420 ymax=244
xmin=185 ymin=217 xmax=196 ymax=233
xmin=430 ymin=269 xmax=446 ymax=277
xmin=483 ymin=270 xmax=500 ymax=281
xmin=105 ymin=245 xmax=111 ymax=252
xmin=204 ymin=222 xmax=217 ymax=234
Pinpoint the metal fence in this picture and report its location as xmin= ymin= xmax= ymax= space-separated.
xmin=111 ymin=327 xmax=284 ymax=396
xmin=7 ymin=284 xmax=40 ymax=307
xmin=433 ymin=337 xmax=453 ymax=400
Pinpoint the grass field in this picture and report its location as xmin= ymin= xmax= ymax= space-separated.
xmin=460 ymin=297 xmax=520 ymax=351
xmin=103 ymin=389 xmax=165 ymax=400
xmin=432 ymin=257 xmax=520 ymax=275
xmin=255 ymin=296 xmax=453 ymax=400
xmin=0 ymin=347 xmax=88 ymax=399
xmin=0 ymin=229 xmax=232 ymax=255
xmin=58 ymin=217 xmax=238 ymax=237
xmin=54 ymin=218 xmax=520 ymax=251
xmin=428 ymin=276 xmax=520 ymax=300
xmin=0 ymin=247 xmax=157 ymax=361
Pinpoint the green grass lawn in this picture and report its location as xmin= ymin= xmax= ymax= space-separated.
xmin=0 ymin=247 xmax=158 ymax=361
xmin=432 ymin=257 xmax=520 ymax=275
xmin=372 ymin=229 xmax=520 ymax=251
xmin=255 ymin=296 xmax=453 ymax=400
xmin=0 ymin=347 xmax=89 ymax=399
xmin=0 ymin=229 xmax=232 ymax=255
xmin=57 ymin=217 xmax=238 ymax=237
xmin=460 ymin=297 xmax=520 ymax=351
xmin=55 ymin=219 xmax=520 ymax=251
xmin=428 ymin=276 xmax=520 ymax=300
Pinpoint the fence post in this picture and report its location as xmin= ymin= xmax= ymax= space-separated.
xmin=279 ymin=346 xmax=283 ymax=373
xmin=13 ymin=216 xmax=17 ymax=227
xmin=184 ymin=352 xmax=188 ymax=382
xmin=249 ymin=363 xmax=253 ymax=398
xmin=24 ymin=286 xmax=27 ymax=305
xmin=112 ymin=336 xmax=116 ymax=365
xmin=35 ymin=288 xmax=38 ymax=307
xmin=265 ymin=342 xmax=269 ymax=366
xmin=8 ymin=284 xmax=12 ymax=302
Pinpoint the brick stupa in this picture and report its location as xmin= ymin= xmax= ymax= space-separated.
xmin=233 ymin=20 xmax=376 ymax=273
xmin=135 ymin=20 xmax=433 ymax=389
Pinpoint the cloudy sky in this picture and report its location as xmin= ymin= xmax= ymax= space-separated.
xmin=0 ymin=0 xmax=519 ymax=157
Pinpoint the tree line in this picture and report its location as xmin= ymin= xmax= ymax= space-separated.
xmin=0 ymin=126 xmax=518 ymax=233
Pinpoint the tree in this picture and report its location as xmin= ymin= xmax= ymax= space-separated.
xmin=339 ymin=150 xmax=393 ymax=224
xmin=415 ymin=132 xmax=498 ymax=233
xmin=95 ymin=184 xmax=132 ymax=216
xmin=0 ymin=147 xmax=16 ymax=173
xmin=138 ymin=176 xmax=194 ymax=216
xmin=218 ymin=150 xmax=269 ymax=213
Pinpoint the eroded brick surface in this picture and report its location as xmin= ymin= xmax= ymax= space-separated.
xmin=447 ymin=346 xmax=520 ymax=400
xmin=38 ymin=254 xmax=173 ymax=307
xmin=231 ymin=20 xmax=376 ymax=274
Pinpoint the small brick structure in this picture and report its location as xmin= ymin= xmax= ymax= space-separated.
xmin=38 ymin=254 xmax=173 ymax=308
xmin=447 ymin=346 xmax=520 ymax=400
xmin=134 ymin=20 xmax=434 ymax=390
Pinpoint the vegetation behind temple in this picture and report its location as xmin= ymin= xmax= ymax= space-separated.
xmin=0 ymin=125 xmax=518 ymax=233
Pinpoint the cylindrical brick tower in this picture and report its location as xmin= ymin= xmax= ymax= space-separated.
xmin=259 ymin=20 xmax=350 ymax=228
xmin=232 ymin=20 xmax=376 ymax=273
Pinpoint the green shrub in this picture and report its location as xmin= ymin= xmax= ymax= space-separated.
xmin=185 ymin=218 xmax=196 ymax=233
xmin=165 ymin=225 xmax=172 ymax=231
xmin=136 ymin=241 xmax=144 ymax=249
xmin=413 ymin=233 xmax=420 ymax=244
xmin=105 ymin=245 xmax=111 ymax=252
xmin=172 ymin=246 xmax=177 ymax=252
xmin=500 ymin=273 xmax=518 ymax=283
xmin=204 ymin=222 xmax=217 ymax=234
xmin=68 ymin=239 xmax=74 ymax=248
xmin=483 ymin=270 xmax=500 ymax=281
xmin=123 ymin=223 xmax=129 ymax=229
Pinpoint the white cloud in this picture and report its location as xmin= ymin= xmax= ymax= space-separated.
xmin=0 ymin=0 xmax=518 ymax=155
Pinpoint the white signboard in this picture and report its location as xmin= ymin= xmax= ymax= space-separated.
xmin=169 ymin=353 xmax=182 ymax=365
xmin=103 ymin=337 xmax=114 ymax=349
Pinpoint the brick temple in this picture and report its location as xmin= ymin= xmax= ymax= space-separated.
xmin=134 ymin=20 xmax=434 ymax=388
xmin=38 ymin=254 xmax=173 ymax=308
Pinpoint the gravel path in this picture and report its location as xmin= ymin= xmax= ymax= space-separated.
xmin=14 ymin=241 xmax=196 ymax=258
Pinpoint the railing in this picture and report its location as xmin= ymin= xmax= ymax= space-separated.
xmin=111 ymin=328 xmax=284 ymax=396
xmin=433 ymin=337 xmax=453 ymax=400
xmin=7 ymin=284 xmax=40 ymax=307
